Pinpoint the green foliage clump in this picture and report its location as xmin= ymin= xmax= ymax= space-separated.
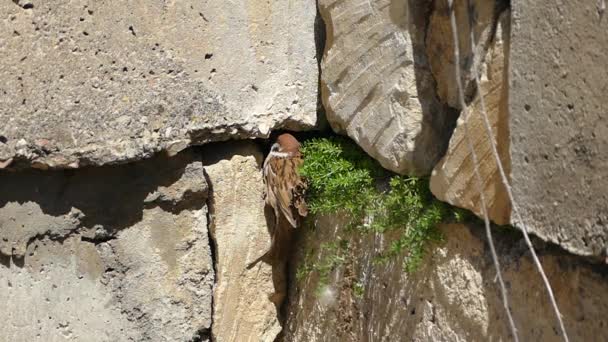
xmin=299 ymin=137 xmax=464 ymax=273
xmin=299 ymin=137 xmax=384 ymax=218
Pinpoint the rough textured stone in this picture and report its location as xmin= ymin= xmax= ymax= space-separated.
xmin=319 ymin=0 xmax=456 ymax=175
xmin=0 ymin=151 xmax=213 ymax=341
xmin=426 ymin=0 xmax=505 ymax=109
xmin=431 ymin=11 xmax=511 ymax=225
xmin=202 ymin=141 xmax=282 ymax=342
xmin=284 ymin=219 xmax=608 ymax=341
xmin=0 ymin=0 xmax=318 ymax=169
xmin=508 ymin=0 xmax=608 ymax=257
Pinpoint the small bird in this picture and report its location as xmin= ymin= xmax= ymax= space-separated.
xmin=263 ymin=133 xmax=308 ymax=229
xmin=247 ymin=133 xmax=307 ymax=305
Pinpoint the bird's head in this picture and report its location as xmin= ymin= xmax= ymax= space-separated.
xmin=272 ymin=133 xmax=301 ymax=154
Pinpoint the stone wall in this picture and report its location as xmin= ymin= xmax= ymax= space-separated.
xmin=0 ymin=151 xmax=214 ymax=341
xmin=507 ymin=0 xmax=608 ymax=257
xmin=284 ymin=219 xmax=608 ymax=341
xmin=425 ymin=0 xmax=607 ymax=257
xmin=1 ymin=0 xmax=607 ymax=340
xmin=0 ymin=0 xmax=318 ymax=169
xmin=202 ymin=141 xmax=282 ymax=342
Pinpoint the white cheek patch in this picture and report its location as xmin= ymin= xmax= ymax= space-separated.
xmin=268 ymin=151 xmax=293 ymax=158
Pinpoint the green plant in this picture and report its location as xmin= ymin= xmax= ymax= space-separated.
xmin=353 ymin=281 xmax=365 ymax=298
xmin=299 ymin=137 xmax=383 ymax=218
xmin=299 ymin=137 xmax=468 ymax=273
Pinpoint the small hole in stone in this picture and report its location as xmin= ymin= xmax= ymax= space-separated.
xmin=122 ymin=67 xmax=128 ymax=72
xmin=410 ymin=308 xmax=416 ymax=315
xmin=82 ymin=31 xmax=89 ymax=36
xmin=128 ymin=26 xmax=136 ymax=36
xmin=524 ymin=104 xmax=531 ymax=112
xmin=567 ymin=104 xmax=574 ymax=110
xmin=210 ymin=68 xmax=216 ymax=73
xmin=22 ymin=4 xmax=34 ymax=9
xmin=251 ymin=84 xmax=258 ymax=91
xmin=0 ymin=136 xmax=7 ymax=144
xmin=80 ymin=17 xmax=85 ymax=22
xmin=88 ymin=10 xmax=94 ymax=15
xmin=204 ymin=53 xmax=213 ymax=59
xmin=524 ymin=156 xmax=529 ymax=163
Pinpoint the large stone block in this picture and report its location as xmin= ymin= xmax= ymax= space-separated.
xmin=0 ymin=151 xmax=214 ymax=341
xmin=430 ymin=11 xmax=511 ymax=225
xmin=0 ymin=0 xmax=318 ymax=169
xmin=202 ymin=141 xmax=281 ymax=342
xmin=508 ymin=0 xmax=608 ymax=257
xmin=318 ymin=0 xmax=456 ymax=175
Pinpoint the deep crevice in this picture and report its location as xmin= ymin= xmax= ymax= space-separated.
xmin=313 ymin=0 xmax=328 ymax=131
xmin=202 ymin=166 xmax=218 ymax=342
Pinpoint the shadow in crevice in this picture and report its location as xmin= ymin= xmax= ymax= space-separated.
xmin=313 ymin=0 xmax=329 ymax=131
xmin=246 ymin=202 xmax=295 ymax=325
xmin=0 ymin=253 xmax=10 ymax=268
xmin=407 ymin=0 xmax=460 ymax=175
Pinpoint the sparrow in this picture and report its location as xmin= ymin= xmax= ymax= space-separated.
xmin=247 ymin=133 xmax=308 ymax=306
xmin=264 ymin=133 xmax=308 ymax=229
xmin=247 ymin=133 xmax=307 ymax=266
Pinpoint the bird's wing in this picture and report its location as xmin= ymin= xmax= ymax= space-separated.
xmin=292 ymin=156 xmax=308 ymax=217
xmin=266 ymin=156 xmax=298 ymax=228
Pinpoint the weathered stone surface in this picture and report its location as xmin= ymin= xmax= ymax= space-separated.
xmin=202 ymin=141 xmax=281 ymax=342
xmin=0 ymin=0 xmax=318 ymax=169
xmin=426 ymin=0 xmax=505 ymax=109
xmin=0 ymin=151 xmax=213 ymax=341
xmin=509 ymin=0 xmax=608 ymax=256
xmin=284 ymin=219 xmax=608 ymax=341
xmin=319 ymin=0 xmax=456 ymax=175
xmin=431 ymin=11 xmax=511 ymax=225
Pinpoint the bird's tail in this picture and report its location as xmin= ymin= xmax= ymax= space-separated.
xmin=246 ymin=251 xmax=270 ymax=269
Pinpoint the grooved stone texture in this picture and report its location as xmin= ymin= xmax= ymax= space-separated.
xmin=318 ymin=0 xmax=456 ymax=175
xmin=508 ymin=0 xmax=608 ymax=256
xmin=202 ymin=141 xmax=282 ymax=342
xmin=0 ymin=0 xmax=318 ymax=169
xmin=284 ymin=220 xmax=608 ymax=341
xmin=431 ymin=10 xmax=512 ymax=225
xmin=0 ymin=151 xmax=214 ymax=341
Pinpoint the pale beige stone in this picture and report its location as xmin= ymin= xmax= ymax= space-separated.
xmin=430 ymin=11 xmax=511 ymax=225
xmin=203 ymin=142 xmax=282 ymax=342
xmin=508 ymin=0 xmax=608 ymax=257
xmin=0 ymin=0 xmax=318 ymax=169
xmin=318 ymin=0 xmax=454 ymax=175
